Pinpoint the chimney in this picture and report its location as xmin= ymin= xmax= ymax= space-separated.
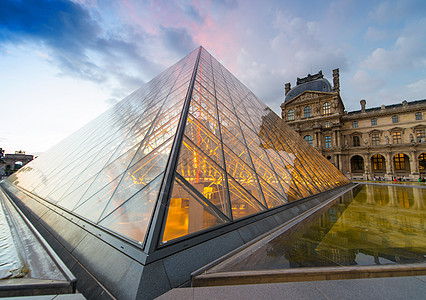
xmin=332 ymin=68 xmax=340 ymax=93
xmin=285 ymin=82 xmax=291 ymax=96
xmin=360 ymin=99 xmax=366 ymax=112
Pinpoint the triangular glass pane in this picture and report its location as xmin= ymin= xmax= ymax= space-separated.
xmin=226 ymin=175 xmax=265 ymax=220
xmin=73 ymin=175 xmax=122 ymax=223
xmin=102 ymin=138 xmax=173 ymax=218
xmin=98 ymin=174 xmax=163 ymax=243
xmin=161 ymin=175 xmax=227 ymax=243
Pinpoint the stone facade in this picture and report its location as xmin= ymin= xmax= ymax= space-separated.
xmin=281 ymin=70 xmax=426 ymax=181
xmin=0 ymin=150 xmax=34 ymax=176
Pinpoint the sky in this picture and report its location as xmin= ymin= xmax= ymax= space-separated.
xmin=1 ymin=0 xmax=426 ymax=155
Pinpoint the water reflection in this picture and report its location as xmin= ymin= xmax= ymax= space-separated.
xmin=218 ymin=184 xmax=426 ymax=272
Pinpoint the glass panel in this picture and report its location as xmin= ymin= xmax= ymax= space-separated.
xmin=222 ymin=143 xmax=264 ymax=206
xmin=104 ymin=138 xmax=172 ymax=216
xmin=73 ymin=176 xmax=122 ymax=223
xmin=162 ymin=175 xmax=226 ymax=243
xmin=177 ymin=136 xmax=230 ymax=217
xmin=98 ymin=175 xmax=163 ymax=243
xmin=227 ymin=176 xmax=265 ymax=220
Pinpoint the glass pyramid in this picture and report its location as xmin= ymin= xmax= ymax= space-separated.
xmin=5 ymin=47 xmax=349 ymax=249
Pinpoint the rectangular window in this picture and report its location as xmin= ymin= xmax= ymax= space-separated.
xmin=325 ymin=136 xmax=331 ymax=148
xmin=371 ymin=118 xmax=377 ymax=126
xmin=392 ymin=132 xmax=401 ymax=144
xmin=416 ymin=112 xmax=423 ymax=120
xmin=353 ymin=136 xmax=360 ymax=147
xmin=352 ymin=121 xmax=358 ymax=128
xmin=323 ymin=102 xmax=331 ymax=115
xmin=304 ymin=106 xmax=311 ymax=118
xmin=288 ymin=110 xmax=294 ymax=121
xmin=371 ymin=133 xmax=380 ymax=145
xmin=324 ymin=121 xmax=330 ymax=128
xmin=417 ymin=129 xmax=425 ymax=142
xmin=392 ymin=115 xmax=398 ymax=123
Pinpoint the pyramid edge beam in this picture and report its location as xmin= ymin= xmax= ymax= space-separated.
xmin=143 ymin=46 xmax=203 ymax=254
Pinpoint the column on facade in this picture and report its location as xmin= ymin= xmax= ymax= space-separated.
xmin=336 ymin=130 xmax=342 ymax=148
xmin=315 ymin=131 xmax=322 ymax=148
xmin=385 ymin=152 xmax=393 ymax=179
xmin=409 ymin=151 xmax=418 ymax=175
xmin=364 ymin=153 xmax=371 ymax=180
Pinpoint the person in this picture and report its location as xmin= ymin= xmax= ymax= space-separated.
xmin=403 ymin=176 xmax=406 ymax=182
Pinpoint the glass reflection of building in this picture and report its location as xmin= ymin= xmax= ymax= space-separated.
xmin=223 ymin=185 xmax=425 ymax=272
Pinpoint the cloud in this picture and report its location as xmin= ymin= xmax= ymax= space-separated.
xmin=351 ymin=70 xmax=385 ymax=94
xmin=160 ymin=26 xmax=197 ymax=57
xmin=0 ymin=0 xmax=162 ymax=102
xmin=360 ymin=19 xmax=426 ymax=72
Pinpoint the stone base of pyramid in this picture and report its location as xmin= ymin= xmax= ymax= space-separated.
xmin=1 ymin=181 xmax=355 ymax=300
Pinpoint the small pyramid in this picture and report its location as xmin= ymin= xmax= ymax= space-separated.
xmin=5 ymin=47 xmax=349 ymax=249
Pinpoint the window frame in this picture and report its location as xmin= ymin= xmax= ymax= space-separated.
xmin=392 ymin=131 xmax=401 ymax=144
xmin=392 ymin=115 xmax=398 ymax=123
xmin=371 ymin=133 xmax=380 ymax=145
xmin=288 ymin=109 xmax=294 ymax=121
xmin=415 ymin=112 xmax=423 ymax=120
xmin=325 ymin=135 xmax=332 ymax=148
xmin=372 ymin=154 xmax=384 ymax=171
xmin=304 ymin=106 xmax=311 ymax=118
xmin=394 ymin=153 xmax=406 ymax=170
xmin=416 ymin=129 xmax=425 ymax=143
xmin=353 ymin=135 xmax=360 ymax=147
xmin=371 ymin=118 xmax=377 ymax=126
xmin=323 ymin=102 xmax=331 ymax=115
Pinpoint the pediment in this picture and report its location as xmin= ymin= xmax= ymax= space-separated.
xmin=285 ymin=90 xmax=335 ymax=106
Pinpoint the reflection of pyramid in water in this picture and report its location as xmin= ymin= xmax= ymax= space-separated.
xmin=7 ymin=47 xmax=349 ymax=246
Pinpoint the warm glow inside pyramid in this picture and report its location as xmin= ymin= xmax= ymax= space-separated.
xmin=6 ymin=47 xmax=349 ymax=246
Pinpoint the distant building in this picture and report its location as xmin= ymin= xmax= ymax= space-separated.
xmin=281 ymin=69 xmax=426 ymax=181
xmin=0 ymin=149 xmax=34 ymax=176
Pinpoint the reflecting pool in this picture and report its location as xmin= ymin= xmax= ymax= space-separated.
xmin=218 ymin=184 xmax=426 ymax=272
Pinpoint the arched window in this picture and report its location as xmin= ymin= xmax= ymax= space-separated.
xmin=419 ymin=153 xmax=426 ymax=173
xmin=351 ymin=155 xmax=364 ymax=172
xmin=371 ymin=154 xmax=385 ymax=171
xmin=304 ymin=135 xmax=313 ymax=146
xmin=394 ymin=153 xmax=408 ymax=170
xmin=323 ymin=102 xmax=331 ymax=115
xmin=288 ymin=109 xmax=294 ymax=121
xmin=304 ymin=106 xmax=311 ymax=118
xmin=417 ymin=129 xmax=425 ymax=142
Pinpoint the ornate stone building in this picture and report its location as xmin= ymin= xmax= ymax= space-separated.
xmin=281 ymin=69 xmax=426 ymax=181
